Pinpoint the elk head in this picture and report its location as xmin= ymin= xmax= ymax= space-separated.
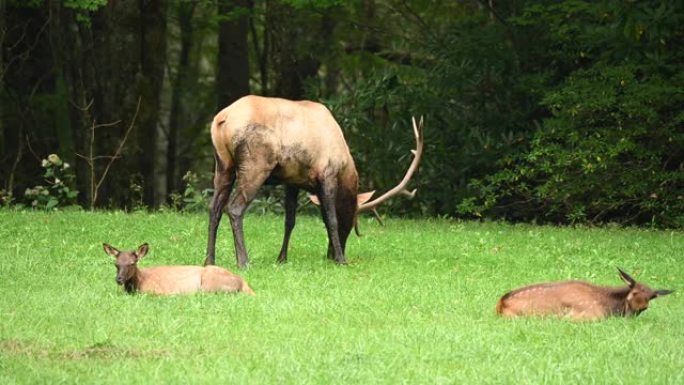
xmin=618 ymin=268 xmax=673 ymax=316
xmin=103 ymin=243 xmax=149 ymax=286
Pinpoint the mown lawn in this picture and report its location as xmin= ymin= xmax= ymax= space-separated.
xmin=0 ymin=210 xmax=682 ymax=384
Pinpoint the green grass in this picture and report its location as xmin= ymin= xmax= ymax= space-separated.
xmin=0 ymin=210 xmax=682 ymax=384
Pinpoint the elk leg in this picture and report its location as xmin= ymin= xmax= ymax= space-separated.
xmin=336 ymin=186 xmax=356 ymax=256
xmin=317 ymin=202 xmax=335 ymax=260
xmin=318 ymin=178 xmax=347 ymax=265
xmin=327 ymin=242 xmax=334 ymax=260
xmin=227 ymin=167 xmax=272 ymax=269
xmin=205 ymin=160 xmax=235 ymax=266
xmin=277 ymin=185 xmax=299 ymax=263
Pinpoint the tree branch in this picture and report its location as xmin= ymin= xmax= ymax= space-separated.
xmin=92 ymin=97 xmax=142 ymax=208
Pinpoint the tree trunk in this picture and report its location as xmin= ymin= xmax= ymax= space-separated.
xmin=138 ymin=0 xmax=167 ymax=207
xmin=54 ymin=6 xmax=88 ymax=206
xmin=1 ymin=4 xmax=55 ymax=197
xmin=249 ymin=0 xmax=269 ymax=95
xmin=268 ymin=3 xmax=322 ymax=100
xmin=217 ymin=0 xmax=250 ymax=109
xmin=60 ymin=4 xmax=137 ymax=208
xmin=56 ymin=2 xmax=154 ymax=208
xmin=0 ymin=0 xmax=6 ymax=190
xmin=166 ymin=2 xmax=196 ymax=197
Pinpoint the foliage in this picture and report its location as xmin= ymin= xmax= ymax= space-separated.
xmin=281 ymin=0 xmax=345 ymax=8
xmin=326 ymin=69 xmax=427 ymax=216
xmin=168 ymin=171 xmax=213 ymax=212
xmin=246 ymin=186 xmax=321 ymax=216
xmin=63 ymin=0 xmax=107 ymax=10
xmin=1 ymin=211 xmax=682 ymax=384
xmin=3 ymin=0 xmax=684 ymax=227
xmin=127 ymin=174 xmax=146 ymax=212
xmin=248 ymin=191 xmax=284 ymax=215
xmin=327 ymin=5 xmax=541 ymax=217
xmin=461 ymin=64 xmax=684 ymax=227
xmin=316 ymin=0 xmax=684 ymax=228
xmin=0 ymin=189 xmax=13 ymax=207
xmin=457 ymin=0 xmax=684 ymax=228
xmin=63 ymin=0 xmax=108 ymax=25
xmin=23 ymin=154 xmax=79 ymax=210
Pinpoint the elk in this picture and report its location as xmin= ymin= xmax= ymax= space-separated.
xmin=496 ymin=268 xmax=672 ymax=321
xmin=104 ymin=243 xmax=254 ymax=295
xmin=205 ymin=95 xmax=423 ymax=268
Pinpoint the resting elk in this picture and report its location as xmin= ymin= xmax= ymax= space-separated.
xmin=104 ymin=243 xmax=254 ymax=295
xmin=496 ymin=268 xmax=672 ymax=321
xmin=205 ymin=95 xmax=423 ymax=268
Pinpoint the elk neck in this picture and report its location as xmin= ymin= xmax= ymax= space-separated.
xmin=604 ymin=286 xmax=631 ymax=316
xmin=123 ymin=265 xmax=144 ymax=294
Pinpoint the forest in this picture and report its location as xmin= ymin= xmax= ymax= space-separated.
xmin=1 ymin=0 xmax=683 ymax=227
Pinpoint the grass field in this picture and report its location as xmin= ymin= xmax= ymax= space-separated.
xmin=0 ymin=210 xmax=682 ymax=384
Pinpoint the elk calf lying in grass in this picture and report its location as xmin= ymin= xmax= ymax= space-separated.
xmin=496 ymin=268 xmax=672 ymax=321
xmin=104 ymin=243 xmax=254 ymax=295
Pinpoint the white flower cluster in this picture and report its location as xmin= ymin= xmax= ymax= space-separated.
xmin=42 ymin=154 xmax=69 ymax=169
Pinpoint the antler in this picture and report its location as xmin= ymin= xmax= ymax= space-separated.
xmin=357 ymin=115 xmax=424 ymax=213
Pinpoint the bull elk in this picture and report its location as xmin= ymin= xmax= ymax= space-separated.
xmin=496 ymin=268 xmax=672 ymax=321
xmin=205 ymin=95 xmax=423 ymax=268
xmin=104 ymin=243 xmax=254 ymax=295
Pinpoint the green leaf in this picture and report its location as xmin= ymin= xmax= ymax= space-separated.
xmin=46 ymin=198 xmax=59 ymax=209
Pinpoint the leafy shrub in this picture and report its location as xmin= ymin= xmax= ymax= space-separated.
xmin=325 ymin=11 xmax=541 ymax=217
xmin=128 ymin=174 xmax=146 ymax=212
xmin=0 ymin=189 xmax=14 ymax=207
xmin=24 ymin=154 xmax=79 ymax=210
xmin=457 ymin=0 xmax=684 ymax=228
xmin=459 ymin=64 xmax=684 ymax=227
xmin=169 ymin=171 xmax=213 ymax=212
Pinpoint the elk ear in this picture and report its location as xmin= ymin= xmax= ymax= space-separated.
xmin=655 ymin=289 xmax=673 ymax=297
xmin=103 ymin=243 xmax=119 ymax=257
xmin=309 ymin=191 xmax=377 ymax=206
xmin=135 ymin=243 xmax=150 ymax=260
xmin=357 ymin=191 xmax=376 ymax=206
xmin=617 ymin=268 xmax=636 ymax=288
